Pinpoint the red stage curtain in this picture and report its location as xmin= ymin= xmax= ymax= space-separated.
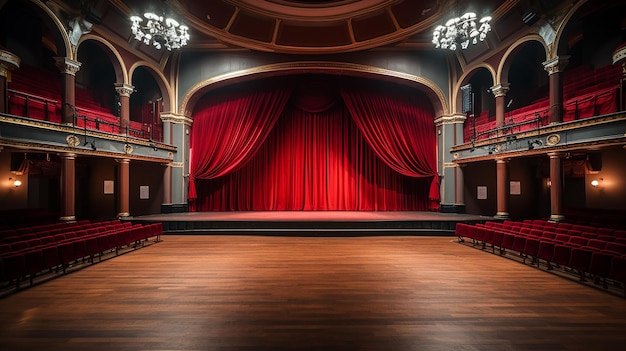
xmin=193 ymin=104 xmax=433 ymax=211
xmin=188 ymin=85 xmax=292 ymax=201
xmin=190 ymin=78 xmax=439 ymax=211
xmin=340 ymin=84 xmax=440 ymax=209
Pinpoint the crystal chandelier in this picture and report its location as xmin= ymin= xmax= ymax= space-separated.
xmin=432 ymin=12 xmax=491 ymax=50
xmin=130 ymin=12 xmax=190 ymax=50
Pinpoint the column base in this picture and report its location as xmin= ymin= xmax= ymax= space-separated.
xmin=117 ymin=212 xmax=131 ymax=219
xmin=439 ymin=204 xmax=466 ymax=214
xmin=494 ymin=212 xmax=510 ymax=220
xmin=549 ymin=214 xmax=566 ymax=222
xmin=59 ymin=215 xmax=76 ymax=222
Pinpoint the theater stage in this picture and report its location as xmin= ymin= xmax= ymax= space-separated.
xmin=129 ymin=211 xmax=491 ymax=236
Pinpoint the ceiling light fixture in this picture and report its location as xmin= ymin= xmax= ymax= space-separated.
xmin=432 ymin=12 xmax=491 ymax=50
xmin=130 ymin=12 xmax=189 ymax=50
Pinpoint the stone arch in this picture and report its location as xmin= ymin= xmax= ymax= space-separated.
xmin=76 ymin=35 xmax=127 ymax=84
xmin=179 ymin=62 xmax=449 ymax=119
xmin=498 ymin=35 xmax=549 ymax=86
xmin=453 ymin=64 xmax=496 ymax=114
xmin=129 ymin=62 xmax=172 ymax=112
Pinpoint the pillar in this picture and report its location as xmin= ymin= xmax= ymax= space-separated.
xmin=116 ymin=158 xmax=130 ymax=218
xmin=162 ymin=162 xmax=172 ymax=205
xmin=543 ymin=56 xmax=569 ymax=124
xmin=548 ymin=152 xmax=564 ymax=222
xmin=60 ymin=153 xmax=76 ymax=222
xmin=115 ymin=83 xmax=134 ymax=134
xmin=54 ymin=57 xmax=81 ymax=125
xmin=490 ymin=83 xmax=510 ymax=129
xmin=436 ymin=114 xmax=466 ymax=213
xmin=0 ymin=49 xmax=20 ymax=114
xmin=495 ymin=158 xmax=509 ymax=219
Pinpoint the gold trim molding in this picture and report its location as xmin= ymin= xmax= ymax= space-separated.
xmin=161 ymin=113 xmax=193 ymax=126
xmin=434 ymin=114 xmax=467 ymax=125
xmin=180 ymin=61 xmax=449 ymax=118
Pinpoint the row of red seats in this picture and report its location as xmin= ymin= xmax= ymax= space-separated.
xmin=0 ymin=221 xmax=163 ymax=290
xmin=456 ymin=220 xmax=626 ymax=296
xmin=1 ymin=219 xmax=120 ymax=244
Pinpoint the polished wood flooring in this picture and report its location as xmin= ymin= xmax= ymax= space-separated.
xmin=1 ymin=235 xmax=626 ymax=351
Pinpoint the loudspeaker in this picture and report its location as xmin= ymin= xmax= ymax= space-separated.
xmin=461 ymin=84 xmax=472 ymax=114
xmin=586 ymin=153 xmax=602 ymax=173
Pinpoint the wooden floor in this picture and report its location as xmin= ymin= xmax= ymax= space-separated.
xmin=1 ymin=235 xmax=626 ymax=351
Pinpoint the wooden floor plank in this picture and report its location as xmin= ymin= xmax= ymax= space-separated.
xmin=1 ymin=235 xmax=626 ymax=351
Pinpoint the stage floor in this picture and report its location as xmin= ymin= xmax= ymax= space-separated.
xmin=132 ymin=211 xmax=489 ymax=222
xmin=131 ymin=211 xmax=491 ymax=235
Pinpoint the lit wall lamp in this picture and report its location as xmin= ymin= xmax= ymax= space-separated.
xmin=591 ymin=178 xmax=603 ymax=188
xmin=9 ymin=177 xmax=22 ymax=187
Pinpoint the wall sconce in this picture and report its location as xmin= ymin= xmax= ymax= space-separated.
xmin=591 ymin=178 xmax=603 ymax=187
xmin=9 ymin=177 xmax=22 ymax=187
xmin=545 ymin=178 xmax=552 ymax=188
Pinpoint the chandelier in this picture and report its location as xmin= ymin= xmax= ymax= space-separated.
xmin=432 ymin=12 xmax=491 ymax=50
xmin=130 ymin=12 xmax=190 ymax=50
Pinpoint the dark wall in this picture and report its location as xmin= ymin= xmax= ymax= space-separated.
xmin=463 ymin=157 xmax=548 ymax=219
xmin=129 ymin=161 xmax=163 ymax=216
xmin=463 ymin=161 xmax=496 ymax=216
xmin=585 ymin=147 xmax=626 ymax=211
xmin=78 ymin=157 xmax=117 ymax=221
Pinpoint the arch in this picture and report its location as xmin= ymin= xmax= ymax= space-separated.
xmin=129 ymin=62 xmax=172 ymax=112
xmin=179 ymin=62 xmax=449 ymax=118
xmin=28 ymin=0 xmax=72 ymax=58
xmin=552 ymin=0 xmax=589 ymax=58
xmin=453 ymin=64 xmax=496 ymax=114
xmin=498 ymin=35 xmax=549 ymax=85
xmin=77 ymin=35 xmax=128 ymax=84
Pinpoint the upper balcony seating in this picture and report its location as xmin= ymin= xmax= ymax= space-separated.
xmin=463 ymin=63 xmax=622 ymax=143
xmin=7 ymin=65 xmax=153 ymax=139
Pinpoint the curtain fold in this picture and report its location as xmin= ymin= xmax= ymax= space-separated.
xmin=340 ymin=84 xmax=440 ymax=208
xmin=189 ymin=77 xmax=440 ymax=211
xmin=189 ymin=85 xmax=292 ymax=200
xmin=193 ymin=104 xmax=432 ymax=211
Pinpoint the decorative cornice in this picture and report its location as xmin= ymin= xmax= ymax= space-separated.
xmin=543 ymin=56 xmax=570 ymax=75
xmin=54 ymin=57 xmax=81 ymax=76
xmin=170 ymin=162 xmax=184 ymax=168
xmin=114 ymin=83 xmax=135 ymax=97
xmin=490 ymin=83 xmax=510 ymax=98
xmin=0 ymin=114 xmax=176 ymax=151
xmin=161 ymin=112 xmax=193 ymax=126
xmin=434 ymin=114 xmax=467 ymax=125
xmin=181 ymin=61 xmax=449 ymax=117
xmin=451 ymin=113 xmax=626 ymax=152
xmin=0 ymin=137 xmax=172 ymax=163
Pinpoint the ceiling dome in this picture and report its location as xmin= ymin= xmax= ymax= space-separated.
xmin=176 ymin=0 xmax=440 ymax=54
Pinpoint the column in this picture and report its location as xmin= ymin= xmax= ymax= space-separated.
xmin=116 ymin=158 xmax=130 ymax=218
xmin=162 ymin=162 xmax=172 ymax=206
xmin=490 ymin=83 xmax=510 ymax=128
xmin=60 ymin=153 xmax=77 ymax=222
xmin=115 ymin=83 xmax=134 ymax=134
xmin=436 ymin=114 xmax=466 ymax=213
xmin=543 ymin=56 xmax=569 ymax=124
xmin=54 ymin=57 xmax=81 ymax=125
xmin=495 ymin=158 xmax=509 ymax=219
xmin=0 ymin=49 xmax=20 ymax=113
xmin=548 ymin=152 xmax=564 ymax=222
